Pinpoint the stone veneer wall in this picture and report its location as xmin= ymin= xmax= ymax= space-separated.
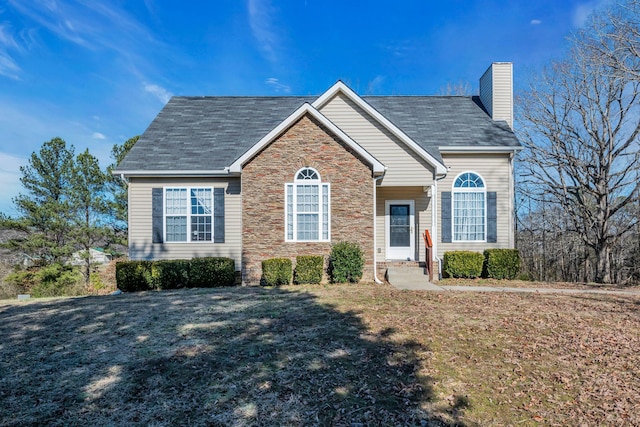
xmin=241 ymin=114 xmax=374 ymax=284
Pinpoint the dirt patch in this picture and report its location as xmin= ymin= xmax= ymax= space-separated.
xmin=1 ymin=284 xmax=638 ymax=426
xmin=440 ymin=277 xmax=640 ymax=292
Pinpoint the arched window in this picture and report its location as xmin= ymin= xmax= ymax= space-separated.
xmin=285 ymin=168 xmax=330 ymax=241
xmin=453 ymin=172 xmax=486 ymax=241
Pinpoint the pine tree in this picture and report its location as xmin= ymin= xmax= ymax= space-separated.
xmin=13 ymin=137 xmax=75 ymax=264
xmin=69 ymin=149 xmax=109 ymax=285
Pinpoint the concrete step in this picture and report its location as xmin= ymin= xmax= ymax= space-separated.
xmin=386 ymin=267 xmax=443 ymax=291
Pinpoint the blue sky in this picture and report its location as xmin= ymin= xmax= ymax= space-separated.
xmin=0 ymin=0 xmax=608 ymax=215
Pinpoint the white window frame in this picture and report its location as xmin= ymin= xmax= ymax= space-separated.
xmin=163 ymin=187 xmax=215 ymax=243
xmin=452 ymin=172 xmax=487 ymax=242
xmin=284 ymin=168 xmax=331 ymax=242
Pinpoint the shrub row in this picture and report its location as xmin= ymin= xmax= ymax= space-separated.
xmin=443 ymin=249 xmax=521 ymax=279
xmin=116 ymin=257 xmax=235 ymax=292
xmin=261 ymin=242 xmax=364 ymax=286
xmin=483 ymin=249 xmax=521 ymax=280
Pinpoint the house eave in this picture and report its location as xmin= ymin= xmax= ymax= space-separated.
xmin=438 ymin=146 xmax=523 ymax=154
xmin=115 ymin=169 xmax=236 ymax=178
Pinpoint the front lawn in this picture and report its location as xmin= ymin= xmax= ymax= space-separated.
xmin=1 ymin=285 xmax=638 ymax=426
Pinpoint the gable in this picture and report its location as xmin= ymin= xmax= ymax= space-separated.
xmin=229 ymin=103 xmax=385 ymax=174
xmin=318 ymin=93 xmax=436 ymax=186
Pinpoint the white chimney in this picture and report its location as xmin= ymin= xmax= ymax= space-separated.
xmin=479 ymin=62 xmax=513 ymax=129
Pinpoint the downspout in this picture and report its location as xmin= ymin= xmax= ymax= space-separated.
xmin=373 ymin=171 xmax=387 ymax=284
xmin=433 ymin=171 xmax=448 ymax=280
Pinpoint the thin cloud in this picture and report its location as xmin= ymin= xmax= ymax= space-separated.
xmin=572 ymin=1 xmax=611 ymax=27
xmin=92 ymin=132 xmax=106 ymax=140
xmin=7 ymin=0 xmax=159 ymax=61
xmin=144 ymin=83 xmax=173 ymax=104
xmin=248 ymin=0 xmax=280 ymax=63
xmin=0 ymin=152 xmax=25 ymax=214
xmin=530 ymin=19 xmax=542 ymax=25
xmin=0 ymin=24 xmax=22 ymax=79
xmin=367 ymin=75 xmax=385 ymax=94
xmin=379 ymin=40 xmax=417 ymax=58
xmin=265 ymin=77 xmax=291 ymax=93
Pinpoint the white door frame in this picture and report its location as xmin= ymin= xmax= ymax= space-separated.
xmin=385 ymin=200 xmax=415 ymax=260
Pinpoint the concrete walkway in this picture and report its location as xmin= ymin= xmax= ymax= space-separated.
xmin=386 ymin=268 xmax=640 ymax=295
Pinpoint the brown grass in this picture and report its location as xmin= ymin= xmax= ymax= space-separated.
xmin=1 ymin=284 xmax=638 ymax=426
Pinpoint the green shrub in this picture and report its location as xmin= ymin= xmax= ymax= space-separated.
xmin=31 ymin=264 xmax=84 ymax=297
xmin=189 ymin=257 xmax=235 ymax=287
xmin=443 ymin=251 xmax=484 ymax=279
xmin=116 ymin=258 xmax=236 ymax=291
xmin=90 ymin=272 xmax=106 ymax=290
xmin=5 ymin=264 xmax=84 ymax=298
xmin=294 ymin=255 xmax=324 ymax=284
xmin=261 ymin=258 xmax=292 ymax=286
xmin=329 ymin=242 xmax=364 ymax=283
xmin=483 ymin=249 xmax=521 ymax=280
xmin=5 ymin=270 xmax=37 ymax=290
xmin=152 ymin=260 xmax=190 ymax=289
xmin=116 ymin=261 xmax=153 ymax=292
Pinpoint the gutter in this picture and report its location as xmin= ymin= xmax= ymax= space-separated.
xmin=373 ymin=171 xmax=387 ymax=284
xmin=113 ymin=168 xmax=233 ymax=177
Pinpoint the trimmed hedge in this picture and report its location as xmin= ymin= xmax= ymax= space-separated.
xmin=294 ymin=255 xmax=324 ymax=284
xmin=116 ymin=261 xmax=153 ymax=292
xmin=190 ymin=257 xmax=235 ymax=288
xmin=329 ymin=242 xmax=364 ymax=283
xmin=443 ymin=251 xmax=484 ymax=279
xmin=116 ymin=257 xmax=235 ymax=292
xmin=261 ymin=258 xmax=292 ymax=286
xmin=151 ymin=260 xmax=190 ymax=290
xmin=483 ymin=249 xmax=521 ymax=279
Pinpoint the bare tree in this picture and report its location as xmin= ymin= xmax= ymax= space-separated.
xmin=517 ymin=9 xmax=640 ymax=283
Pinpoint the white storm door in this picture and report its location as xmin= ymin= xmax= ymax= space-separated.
xmin=385 ymin=200 xmax=415 ymax=260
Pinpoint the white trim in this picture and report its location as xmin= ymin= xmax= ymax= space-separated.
xmin=163 ymin=186 xmax=216 ymax=243
xmin=312 ymin=81 xmax=447 ymax=175
xmin=451 ymin=172 xmax=487 ymax=243
xmin=438 ymin=146 xmax=523 ymax=153
xmin=385 ymin=200 xmax=415 ymax=260
xmin=229 ymin=102 xmax=385 ymax=174
xmin=284 ymin=171 xmax=331 ymax=243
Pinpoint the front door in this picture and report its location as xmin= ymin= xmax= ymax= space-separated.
xmin=386 ymin=200 xmax=415 ymax=260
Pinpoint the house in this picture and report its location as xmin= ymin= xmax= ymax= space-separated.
xmin=68 ymin=248 xmax=112 ymax=266
xmin=115 ymin=62 xmax=522 ymax=284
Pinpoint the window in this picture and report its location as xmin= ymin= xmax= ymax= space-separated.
xmin=164 ymin=187 xmax=213 ymax=242
xmin=285 ymin=168 xmax=330 ymax=241
xmin=452 ymin=172 xmax=486 ymax=241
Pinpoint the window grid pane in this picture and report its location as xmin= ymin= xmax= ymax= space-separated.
xmin=297 ymin=185 xmax=319 ymax=213
xmin=191 ymin=188 xmax=212 ymax=215
xmin=453 ymin=192 xmax=485 ymax=241
xmin=166 ymin=216 xmax=187 ymax=242
xmin=165 ymin=188 xmax=187 ymax=215
xmin=191 ymin=216 xmax=212 ymax=241
xmin=297 ymin=213 xmax=319 ymax=240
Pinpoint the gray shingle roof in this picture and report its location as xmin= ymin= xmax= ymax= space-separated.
xmin=364 ymin=96 xmax=520 ymax=162
xmin=116 ymin=94 xmax=520 ymax=172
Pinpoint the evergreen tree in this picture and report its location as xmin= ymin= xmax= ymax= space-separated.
xmin=13 ymin=137 xmax=75 ymax=264
xmin=69 ymin=149 xmax=109 ymax=284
